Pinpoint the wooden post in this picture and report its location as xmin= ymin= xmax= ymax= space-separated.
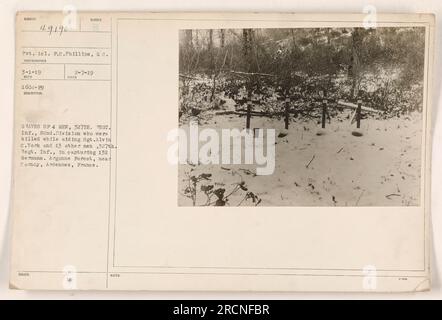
xmin=356 ymin=99 xmax=362 ymax=129
xmin=246 ymin=100 xmax=252 ymax=129
xmin=321 ymin=98 xmax=327 ymax=129
xmin=284 ymin=97 xmax=290 ymax=130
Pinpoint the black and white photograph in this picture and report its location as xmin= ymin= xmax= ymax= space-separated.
xmin=178 ymin=27 xmax=426 ymax=207
xmin=3 ymin=8 xmax=438 ymax=296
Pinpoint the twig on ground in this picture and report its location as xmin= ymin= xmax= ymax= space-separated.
xmin=228 ymin=70 xmax=276 ymax=77
xmin=355 ymin=190 xmax=365 ymax=206
xmin=385 ymin=193 xmax=401 ymax=199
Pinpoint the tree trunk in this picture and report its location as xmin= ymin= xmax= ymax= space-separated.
xmin=220 ymin=29 xmax=225 ymax=48
xmin=208 ymin=30 xmax=215 ymax=102
xmin=350 ymin=28 xmax=362 ymax=99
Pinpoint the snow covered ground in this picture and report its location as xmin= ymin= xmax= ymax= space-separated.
xmin=178 ymin=108 xmax=422 ymax=207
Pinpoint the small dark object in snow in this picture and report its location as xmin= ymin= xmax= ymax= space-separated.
xmin=379 ymin=147 xmax=384 ymax=151
xmin=351 ymin=131 xmax=363 ymax=137
xmin=278 ymin=132 xmax=288 ymax=138
xmin=350 ymin=157 xmax=354 ymax=160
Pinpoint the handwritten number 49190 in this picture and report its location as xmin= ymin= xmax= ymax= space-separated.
xmin=39 ymin=24 xmax=66 ymax=36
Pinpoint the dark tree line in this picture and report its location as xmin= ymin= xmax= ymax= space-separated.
xmin=179 ymin=27 xmax=425 ymax=116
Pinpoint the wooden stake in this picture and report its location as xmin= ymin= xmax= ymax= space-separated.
xmin=356 ymin=99 xmax=362 ymax=129
xmin=246 ymin=100 xmax=252 ymax=129
xmin=321 ymin=99 xmax=327 ymax=129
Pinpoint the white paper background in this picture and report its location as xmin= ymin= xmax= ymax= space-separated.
xmin=0 ymin=0 xmax=441 ymax=299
